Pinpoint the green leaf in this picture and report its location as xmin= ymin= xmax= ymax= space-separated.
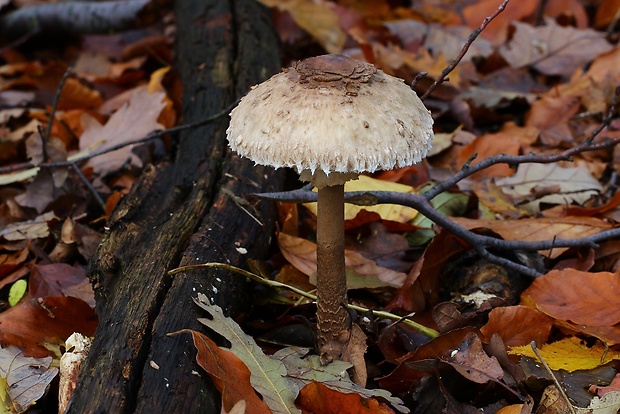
xmin=8 ymin=281 xmax=27 ymax=307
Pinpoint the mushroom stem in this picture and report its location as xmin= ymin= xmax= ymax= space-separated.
xmin=316 ymin=183 xmax=351 ymax=362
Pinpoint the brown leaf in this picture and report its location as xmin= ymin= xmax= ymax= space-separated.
xmin=296 ymin=381 xmax=394 ymax=414
xmin=79 ymin=85 xmax=166 ymax=175
xmin=0 ymin=296 xmax=97 ymax=357
xmin=521 ymin=269 xmax=620 ymax=326
xmin=29 ymin=263 xmax=95 ymax=307
xmin=452 ymin=216 xmax=612 ymax=258
xmin=0 ymin=247 xmax=28 ymax=280
xmin=187 ymin=330 xmax=271 ymax=414
xmin=480 ymin=305 xmax=553 ymax=347
xmin=442 ymin=332 xmax=504 ymax=384
xmin=499 ymin=19 xmax=612 ymax=76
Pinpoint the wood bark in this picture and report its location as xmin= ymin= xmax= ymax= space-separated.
xmin=67 ymin=1 xmax=283 ymax=412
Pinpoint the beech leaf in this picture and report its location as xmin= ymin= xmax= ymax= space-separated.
xmin=508 ymin=337 xmax=620 ymax=372
xmin=521 ymin=269 xmax=620 ymax=326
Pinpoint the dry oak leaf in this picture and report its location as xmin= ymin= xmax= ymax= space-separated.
xmin=193 ymin=294 xmax=300 ymax=414
xmin=79 ymin=85 xmax=166 ymax=175
xmin=296 ymin=381 xmax=394 ymax=414
xmin=521 ymin=269 xmax=620 ymax=326
xmin=186 ymin=329 xmax=271 ymax=414
xmin=499 ymin=19 xmax=613 ymax=77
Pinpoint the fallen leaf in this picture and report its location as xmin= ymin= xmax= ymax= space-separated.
xmin=463 ymin=0 xmax=538 ymax=45
xmin=274 ymin=347 xmax=408 ymax=413
xmin=0 ymin=212 xmax=58 ymax=241
xmin=442 ymin=332 xmax=504 ymax=384
xmin=521 ymin=269 xmax=620 ymax=326
xmin=456 ymin=131 xmax=521 ymax=179
xmin=0 ymin=345 xmax=58 ymax=413
xmin=451 ymin=216 xmax=611 ymax=258
xmin=480 ymin=306 xmax=553 ymax=347
xmin=0 ymin=296 xmax=97 ymax=357
xmin=29 ymin=263 xmax=95 ymax=308
xmin=187 ymin=330 xmax=271 ymax=414
xmin=0 ymin=248 xmax=28 ymax=280
xmin=79 ymin=85 xmax=166 ymax=175
xmin=296 ymin=381 xmax=395 ymax=414
xmin=508 ymin=336 xmax=620 ymax=372
xmin=303 ymin=175 xmax=419 ymax=223
xmin=193 ymin=294 xmax=300 ymax=414
xmin=590 ymin=373 xmax=620 ymax=397
xmin=499 ymin=19 xmax=613 ymax=76
xmin=258 ymin=0 xmax=346 ymax=53
xmin=495 ymin=163 xmax=603 ymax=213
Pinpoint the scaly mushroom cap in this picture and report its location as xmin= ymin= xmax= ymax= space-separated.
xmin=226 ymin=54 xmax=434 ymax=188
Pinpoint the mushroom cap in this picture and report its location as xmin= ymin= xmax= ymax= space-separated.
xmin=226 ymin=54 xmax=434 ymax=188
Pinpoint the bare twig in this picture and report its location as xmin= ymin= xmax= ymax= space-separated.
xmin=43 ymin=67 xmax=73 ymax=144
xmin=420 ymin=0 xmax=510 ymax=100
xmin=254 ymin=187 xmax=620 ymax=278
xmin=168 ymin=262 xmax=440 ymax=338
xmin=531 ymin=341 xmax=577 ymax=414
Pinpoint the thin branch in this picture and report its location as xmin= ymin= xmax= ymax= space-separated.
xmin=69 ymin=162 xmax=106 ymax=211
xmin=254 ymin=188 xmax=620 ymax=277
xmin=43 ymin=67 xmax=73 ymax=144
xmin=424 ymin=139 xmax=620 ymax=202
xmin=168 ymin=262 xmax=440 ymax=338
xmin=531 ymin=341 xmax=577 ymax=414
xmin=420 ymin=0 xmax=510 ymax=100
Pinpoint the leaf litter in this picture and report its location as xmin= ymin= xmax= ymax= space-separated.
xmin=3 ymin=0 xmax=620 ymax=412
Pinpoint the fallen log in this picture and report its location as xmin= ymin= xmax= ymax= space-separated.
xmin=67 ymin=0 xmax=284 ymax=412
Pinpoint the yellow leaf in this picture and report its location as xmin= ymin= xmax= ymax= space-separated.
xmin=258 ymin=0 xmax=345 ymax=53
xmin=303 ymin=175 xmax=419 ymax=222
xmin=508 ymin=337 xmax=620 ymax=372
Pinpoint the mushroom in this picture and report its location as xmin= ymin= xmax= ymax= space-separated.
xmin=226 ymin=54 xmax=434 ymax=362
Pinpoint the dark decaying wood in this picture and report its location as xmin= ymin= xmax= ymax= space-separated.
xmin=67 ymin=1 xmax=283 ymax=412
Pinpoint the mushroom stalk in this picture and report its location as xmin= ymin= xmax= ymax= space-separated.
xmin=316 ymin=183 xmax=351 ymax=362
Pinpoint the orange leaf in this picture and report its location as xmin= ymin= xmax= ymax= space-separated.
xmin=296 ymin=381 xmax=394 ymax=414
xmin=463 ymin=0 xmax=538 ymax=45
xmin=521 ymin=269 xmax=620 ymax=326
xmin=456 ymin=131 xmax=520 ymax=179
xmin=188 ymin=330 xmax=271 ymax=414
xmin=480 ymin=305 xmax=553 ymax=347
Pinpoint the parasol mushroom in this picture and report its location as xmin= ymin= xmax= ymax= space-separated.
xmin=226 ymin=54 xmax=434 ymax=361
